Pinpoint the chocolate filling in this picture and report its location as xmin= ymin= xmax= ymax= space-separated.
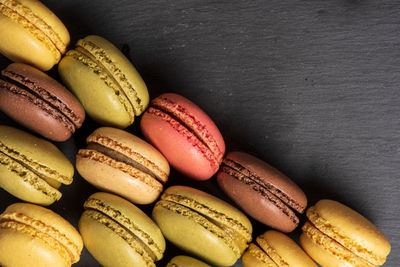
xmin=86 ymin=143 xmax=164 ymax=184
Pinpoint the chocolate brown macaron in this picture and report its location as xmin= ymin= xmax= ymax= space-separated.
xmin=217 ymin=151 xmax=307 ymax=232
xmin=0 ymin=63 xmax=85 ymax=141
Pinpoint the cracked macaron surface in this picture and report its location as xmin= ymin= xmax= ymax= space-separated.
xmin=76 ymin=127 xmax=169 ymax=204
xmin=0 ymin=125 xmax=74 ymax=205
xmin=141 ymin=93 xmax=225 ymax=180
xmin=300 ymin=199 xmax=391 ymax=267
xmin=152 ymin=186 xmax=252 ymax=267
xmin=58 ymin=35 xmax=149 ymax=128
xmin=217 ymin=151 xmax=307 ymax=232
xmin=79 ymin=192 xmax=165 ymax=267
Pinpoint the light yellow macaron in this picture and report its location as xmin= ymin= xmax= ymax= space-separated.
xmin=242 ymin=230 xmax=316 ymax=267
xmin=0 ymin=0 xmax=69 ymax=70
xmin=167 ymin=256 xmax=210 ymax=267
xmin=0 ymin=203 xmax=83 ymax=267
xmin=300 ymin=199 xmax=391 ymax=267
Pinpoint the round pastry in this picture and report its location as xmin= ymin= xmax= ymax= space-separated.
xmin=0 ymin=125 xmax=74 ymax=205
xmin=76 ymin=127 xmax=169 ymax=204
xmin=242 ymin=230 xmax=316 ymax=267
xmin=58 ymin=35 xmax=149 ymax=128
xmin=152 ymin=185 xmax=252 ymax=266
xmin=217 ymin=151 xmax=307 ymax=232
xmin=141 ymin=93 xmax=225 ymax=180
xmin=0 ymin=203 xmax=83 ymax=267
xmin=0 ymin=0 xmax=69 ymax=70
xmin=0 ymin=63 xmax=85 ymax=141
xmin=300 ymin=199 xmax=391 ymax=267
xmin=79 ymin=192 xmax=166 ymax=267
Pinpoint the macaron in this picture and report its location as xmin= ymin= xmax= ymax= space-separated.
xmin=152 ymin=185 xmax=252 ymax=266
xmin=300 ymin=199 xmax=391 ymax=267
xmin=141 ymin=93 xmax=225 ymax=180
xmin=58 ymin=35 xmax=149 ymax=128
xmin=217 ymin=151 xmax=307 ymax=232
xmin=79 ymin=192 xmax=166 ymax=267
xmin=0 ymin=203 xmax=83 ymax=267
xmin=242 ymin=230 xmax=317 ymax=267
xmin=0 ymin=63 xmax=85 ymax=142
xmin=167 ymin=256 xmax=210 ymax=267
xmin=0 ymin=125 xmax=74 ymax=205
xmin=0 ymin=0 xmax=69 ymax=70
xmin=76 ymin=127 xmax=169 ymax=204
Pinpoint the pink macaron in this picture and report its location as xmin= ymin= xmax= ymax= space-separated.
xmin=140 ymin=93 xmax=225 ymax=180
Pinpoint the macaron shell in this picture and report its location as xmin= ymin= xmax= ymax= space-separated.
xmin=0 ymin=161 xmax=59 ymax=205
xmin=242 ymin=243 xmax=277 ymax=267
xmin=311 ymin=199 xmax=390 ymax=264
xmin=300 ymin=233 xmax=353 ymax=267
xmin=15 ymin=0 xmax=70 ymax=48
xmin=5 ymin=203 xmax=83 ymax=253
xmin=81 ymin=35 xmax=149 ymax=115
xmin=163 ymin=186 xmax=252 ymax=237
xmin=167 ymin=256 xmax=211 ymax=267
xmin=76 ymin=154 xmax=161 ymax=204
xmin=154 ymin=93 xmax=225 ymax=159
xmin=0 ymin=125 xmax=74 ymax=180
xmin=0 ymin=12 xmax=57 ymax=71
xmin=87 ymin=192 xmax=166 ymax=258
xmin=217 ymin=171 xmax=296 ymax=232
xmin=152 ymin=202 xmax=239 ymax=267
xmin=258 ymin=230 xmax=317 ymax=267
xmin=58 ymin=55 xmax=132 ymax=128
xmin=141 ymin=112 xmax=219 ymax=180
xmin=79 ymin=213 xmax=151 ymax=267
xmin=224 ymin=151 xmax=307 ymax=212
xmin=0 ymin=83 xmax=74 ymax=141
xmin=0 ymin=228 xmax=68 ymax=267
xmin=89 ymin=127 xmax=169 ymax=181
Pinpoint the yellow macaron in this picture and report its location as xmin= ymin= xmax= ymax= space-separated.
xmin=300 ymin=199 xmax=391 ymax=267
xmin=0 ymin=0 xmax=69 ymax=70
xmin=0 ymin=203 xmax=83 ymax=267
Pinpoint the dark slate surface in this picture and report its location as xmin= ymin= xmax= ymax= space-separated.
xmin=0 ymin=0 xmax=399 ymax=266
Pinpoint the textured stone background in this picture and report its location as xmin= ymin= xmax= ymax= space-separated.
xmin=0 ymin=0 xmax=399 ymax=266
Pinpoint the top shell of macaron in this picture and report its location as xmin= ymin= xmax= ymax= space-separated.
xmin=11 ymin=0 xmax=70 ymax=52
xmin=2 ymin=63 xmax=85 ymax=127
xmin=0 ymin=125 xmax=74 ymax=180
xmin=309 ymin=199 xmax=391 ymax=261
xmin=224 ymin=151 xmax=307 ymax=212
xmin=161 ymin=185 xmax=252 ymax=238
xmin=75 ymin=35 xmax=149 ymax=116
xmin=150 ymin=93 xmax=226 ymax=162
xmin=85 ymin=192 xmax=166 ymax=256
xmin=86 ymin=127 xmax=170 ymax=182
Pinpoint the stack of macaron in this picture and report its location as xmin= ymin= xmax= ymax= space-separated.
xmin=0 ymin=0 xmax=392 ymax=266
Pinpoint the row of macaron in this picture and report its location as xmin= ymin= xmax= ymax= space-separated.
xmin=0 ymin=0 xmax=392 ymax=266
xmin=0 ymin=182 xmax=391 ymax=267
xmin=0 ymin=123 xmax=392 ymax=267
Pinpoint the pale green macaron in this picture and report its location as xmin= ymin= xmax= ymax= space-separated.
xmin=152 ymin=185 xmax=253 ymax=267
xmin=167 ymin=256 xmax=210 ymax=267
xmin=0 ymin=125 xmax=74 ymax=205
xmin=58 ymin=35 xmax=149 ymax=128
xmin=79 ymin=192 xmax=165 ymax=267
